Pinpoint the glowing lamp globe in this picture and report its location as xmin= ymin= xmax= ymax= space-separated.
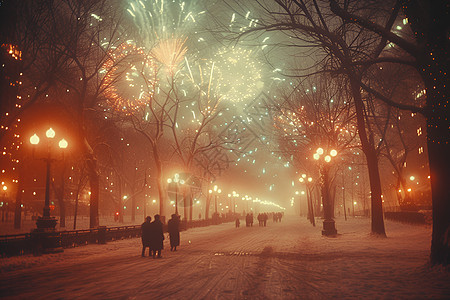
xmin=59 ymin=139 xmax=68 ymax=149
xmin=46 ymin=128 xmax=56 ymax=139
xmin=30 ymin=134 xmax=40 ymax=145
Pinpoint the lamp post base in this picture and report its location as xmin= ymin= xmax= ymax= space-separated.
xmin=33 ymin=216 xmax=63 ymax=254
xmin=322 ymin=219 xmax=337 ymax=236
xmin=36 ymin=216 xmax=58 ymax=230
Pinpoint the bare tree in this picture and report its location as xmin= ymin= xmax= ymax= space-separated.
xmin=272 ymin=74 xmax=358 ymax=232
xmin=49 ymin=0 xmax=129 ymax=228
xmin=328 ymin=0 xmax=449 ymax=265
xmin=216 ymin=0 xmax=393 ymax=235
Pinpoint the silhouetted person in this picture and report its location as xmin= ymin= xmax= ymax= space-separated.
xmin=235 ymin=218 xmax=240 ymax=228
xmin=246 ymin=213 xmax=251 ymax=227
xmin=168 ymin=214 xmax=180 ymax=251
xmin=150 ymin=214 xmax=164 ymax=258
xmin=141 ymin=216 xmax=152 ymax=257
xmin=263 ymin=213 xmax=268 ymax=227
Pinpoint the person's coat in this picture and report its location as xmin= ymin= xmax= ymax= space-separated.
xmin=141 ymin=221 xmax=152 ymax=247
xmin=150 ymin=220 xmax=164 ymax=250
xmin=168 ymin=218 xmax=180 ymax=247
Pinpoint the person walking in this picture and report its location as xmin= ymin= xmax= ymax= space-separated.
xmin=141 ymin=216 xmax=152 ymax=257
xmin=168 ymin=214 xmax=180 ymax=251
xmin=150 ymin=214 xmax=165 ymax=258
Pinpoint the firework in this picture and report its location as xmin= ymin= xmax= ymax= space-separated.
xmin=127 ymin=0 xmax=202 ymax=47
xmin=212 ymin=46 xmax=264 ymax=103
xmin=151 ymin=37 xmax=188 ymax=73
xmin=101 ymin=42 xmax=156 ymax=112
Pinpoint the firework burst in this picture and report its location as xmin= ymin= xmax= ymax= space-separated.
xmin=151 ymin=37 xmax=188 ymax=73
xmin=101 ymin=42 xmax=157 ymax=113
xmin=212 ymin=46 xmax=264 ymax=103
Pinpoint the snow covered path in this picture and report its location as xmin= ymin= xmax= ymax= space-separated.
xmin=1 ymin=216 xmax=449 ymax=299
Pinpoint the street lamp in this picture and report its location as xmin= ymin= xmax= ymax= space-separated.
xmin=30 ymin=127 xmax=68 ymax=230
xmin=211 ymin=185 xmax=221 ymax=214
xmin=208 ymin=185 xmax=221 ymax=224
xmin=167 ymin=173 xmax=184 ymax=216
xmin=313 ymin=147 xmax=338 ymax=236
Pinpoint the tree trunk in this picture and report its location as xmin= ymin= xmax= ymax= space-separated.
xmin=419 ymin=46 xmax=450 ymax=266
xmin=13 ymin=175 xmax=24 ymax=229
xmin=428 ymin=128 xmax=450 ymax=266
xmin=152 ymin=143 xmax=165 ymax=221
xmin=183 ymin=192 xmax=188 ymax=221
xmin=58 ymin=190 xmax=66 ymax=228
xmin=86 ymin=156 xmax=99 ymax=228
xmin=13 ymin=194 xmax=22 ymax=229
xmin=131 ymin=194 xmax=136 ymax=222
xmin=205 ymin=194 xmax=210 ymax=220
xmin=349 ymin=74 xmax=386 ymax=236
xmin=189 ymin=192 xmax=193 ymax=222
xmin=57 ymin=167 xmax=66 ymax=228
xmin=74 ymin=188 xmax=79 ymax=230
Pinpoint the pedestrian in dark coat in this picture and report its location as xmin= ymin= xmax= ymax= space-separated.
xmin=141 ymin=216 xmax=152 ymax=257
xmin=168 ymin=214 xmax=180 ymax=251
xmin=150 ymin=214 xmax=165 ymax=258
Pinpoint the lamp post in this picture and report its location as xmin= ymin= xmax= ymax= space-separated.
xmin=232 ymin=191 xmax=238 ymax=214
xmin=30 ymin=128 xmax=68 ymax=230
xmin=208 ymin=185 xmax=221 ymax=224
xmin=167 ymin=173 xmax=184 ymax=216
xmin=210 ymin=185 xmax=221 ymax=214
xmin=313 ymin=147 xmax=338 ymax=236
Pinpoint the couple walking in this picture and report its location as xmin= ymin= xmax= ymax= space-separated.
xmin=141 ymin=214 xmax=180 ymax=258
xmin=141 ymin=215 xmax=164 ymax=258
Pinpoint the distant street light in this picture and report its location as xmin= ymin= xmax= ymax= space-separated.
xmin=167 ymin=173 xmax=184 ymax=215
xmin=211 ymin=185 xmax=221 ymax=214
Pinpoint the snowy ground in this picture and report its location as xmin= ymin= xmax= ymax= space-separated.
xmin=1 ymin=216 xmax=449 ymax=299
